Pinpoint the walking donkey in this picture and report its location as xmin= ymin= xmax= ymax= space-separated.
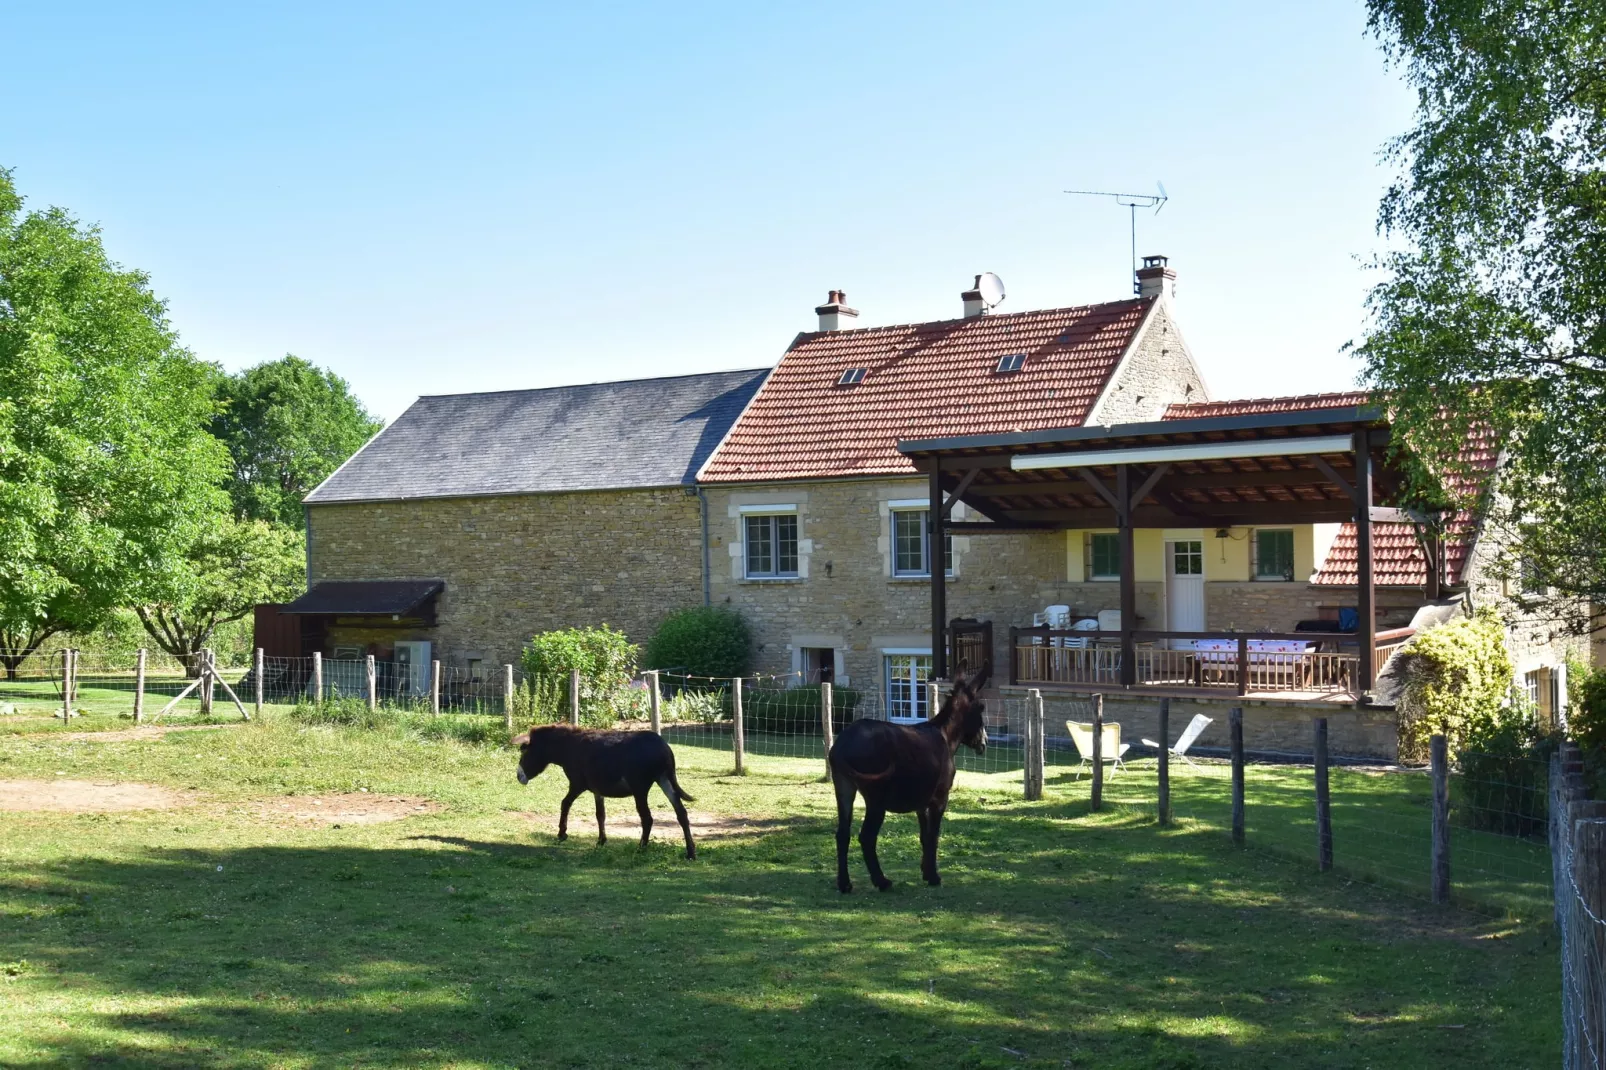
xmin=828 ymin=665 xmax=990 ymax=892
xmin=513 ymin=725 xmax=697 ymax=859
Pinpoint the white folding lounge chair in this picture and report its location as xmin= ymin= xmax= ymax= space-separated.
xmin=1142 ymin=714 xmax=1213 ymax=768
xmin=1065 ymin=720 xmax=1130 ymax=780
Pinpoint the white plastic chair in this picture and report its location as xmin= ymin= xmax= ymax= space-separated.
xmin=1096 ymin=609 xmax=1122 ymax=632
xmin=1062 ymin=617 xmax=1100 ymax=650
xmin=1065 ymin=720 xmax=1130 ymax=779
xmin=1142 ymin=714 xmax=1213 ymax=768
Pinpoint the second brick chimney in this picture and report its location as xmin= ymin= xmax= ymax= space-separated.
xmin=815 ymin=290 xmax=859 ymax=331
xmin=1136 ymin=255 xmax=1176 ymax=301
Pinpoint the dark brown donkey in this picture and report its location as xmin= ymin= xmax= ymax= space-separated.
xmin=513 ymin=725 xmax=696 ymax=859
xmin=828 ymin=666 xmax=990 ymax=893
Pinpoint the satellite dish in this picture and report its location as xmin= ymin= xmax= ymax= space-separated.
xmin=976 ymin=271 xmax=1006 ymax=309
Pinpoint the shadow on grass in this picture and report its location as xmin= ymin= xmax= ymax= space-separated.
xmin=0 ymin=803 xmax=1559 ymax=1069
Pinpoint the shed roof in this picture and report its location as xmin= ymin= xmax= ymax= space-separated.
xmin=282 ymin=581 xmax=444 ymax=616
xmin=699 ymin=298 xmax=1152 ymax=483
xmin=305 ymin=368 xmax=769 ymax=504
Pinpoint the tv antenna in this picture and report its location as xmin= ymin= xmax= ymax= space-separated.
xmin=1065 ymin=182 xmax=1169 ymax=293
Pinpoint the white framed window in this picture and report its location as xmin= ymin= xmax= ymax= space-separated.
xmin=1254 ymin=529 xmax=1296 ymax=581
xmin=891 ymin=508 xmax=954 ymax=578
xmin=1171 ymin=539 xmax=1203 ymax=576
xmin=744 ymin=511 xmax=799 ymax=578
xmin=884 ymin=652 xmax=932 ymax=721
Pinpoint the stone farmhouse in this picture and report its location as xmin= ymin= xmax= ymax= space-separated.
xmin=289 ymin=258 xmax=1587 ymax=755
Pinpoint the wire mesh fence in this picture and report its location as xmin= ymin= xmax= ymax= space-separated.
xmin=1552 ymin=744 xmax=1606 ymax=1070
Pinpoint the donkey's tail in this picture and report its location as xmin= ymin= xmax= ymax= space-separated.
xmin=831 ymin=757 xmax=896 ymax=784
xmin=668 ymin=770 xmax=695 ymax=803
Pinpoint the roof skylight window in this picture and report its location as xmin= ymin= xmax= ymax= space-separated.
xmin=994 ymin=353 xmax=1027 ymax=373
xmin=837 ymin=368 xmax=867 ymax=386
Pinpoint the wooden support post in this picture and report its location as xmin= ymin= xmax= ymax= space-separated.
xmin=201 ymin=649 xmax=215 ymax=717
xmin=503 ymin=663 xmax=515 ymax=731
xmin=1314 ymin=717 xmax=1332 ymax=872
xmin=732 ymin=677 xmax=746 ymax=776
xmin=254 ymin=648 xmax=264 ymax=720
xmin=1354 ymin=431 xmax=1377 ymax=694
xmin=1157 ymin=697 xmax=1171 ymax=826
xmin=821 ymin=681 xmax=835 ymax=777
xmin=568 ymin=668 xmax=581 ymax=726
xmin=1431 ymin=733 xmax=1450 ymax=904
xmin=648 ymin=670 xmax=661 ymax=735
xmin=1236 ymin=637 xmax=1250 ymax=697
xmin=312 ymin=651 xmax=323 ymax=707
xmin=430 ymin=659 xmax=441 ymax=716
xmin=1230 ymin=707 xmax=1245 ymax=844
xmin=365 ymin=654 xmax=377 ymax=713
xmin=133 ymin=648 xmax=147 ymax=724
xmin=930 ymin=461 xmax=947 ymax=680
xmin=1116 ymin=465 xmax=1136 ymax=687
xmin=1091 ymin=693 xmax=1105 ymax=812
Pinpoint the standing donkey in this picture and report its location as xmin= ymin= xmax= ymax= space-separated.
xmin=513 ymin=725 xmax=697 ymax=859
xmin=828 ymin=666 xmax=990 ymax=892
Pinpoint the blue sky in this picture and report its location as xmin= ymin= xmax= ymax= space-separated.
xmin=3 ymin=2 xmax=1414 ymax=421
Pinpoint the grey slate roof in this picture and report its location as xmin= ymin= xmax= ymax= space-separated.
xmin=305 ymin=368 xmax=770 ymax=504
xmin=282 ymin=580 xmax=444 ymax=615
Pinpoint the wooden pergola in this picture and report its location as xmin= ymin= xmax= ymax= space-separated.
xmin=900 ymin=404 xmax=1437 ymax=696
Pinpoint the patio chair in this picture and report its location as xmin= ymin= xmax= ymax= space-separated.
xmin=1065 ymin=719 xmax=1130 ymax=780
xmin=1142 ymin=713 xmax=1213 ymax=768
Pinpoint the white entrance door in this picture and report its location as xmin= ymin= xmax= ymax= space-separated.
xmin=1166 ymin=540 xmax=1206 ymax=645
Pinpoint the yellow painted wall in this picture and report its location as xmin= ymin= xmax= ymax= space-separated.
xmin=1065 ymin=531 xmax=1083 ymax=582
xmin=1064 ymin=529 xmax=1163 ymax=582
xmin=1205 ymin=528 xmax=1251 ymax=582
xmin=1067 ymin=525 xmax=1322 ymax=584
xmin=1294 ymin=526 xmax=1316 ymax=582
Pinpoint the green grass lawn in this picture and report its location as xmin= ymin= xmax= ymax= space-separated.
xmin=0 ymin=714 xmax=1562 ymax=1068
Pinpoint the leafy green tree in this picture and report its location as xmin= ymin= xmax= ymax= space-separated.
xmin=212 ymin=355 xmax=382 ymax=527
xmin=1358 ymin=1 xmax=1606 ymax=632
xmin=644 ymin=607 xmax=752 ymax=678
xmin=0 ymin=167 xmax=228 ymax=676
xmin=134 ymin=518 xmax=305 ymax=671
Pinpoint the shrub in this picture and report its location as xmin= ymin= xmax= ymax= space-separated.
xmin=663 ymin=689 xmax=725 ymax=725
xmin=519 ymin=625 xmax=638 ymax=725
xmin=1394 ymin=609 xmax=1513 ymax=762
xmin=1568 ymin=661 xmax=1606 ymax=754
xmin=644 ymin=607 xmax=751 ymax=679
xmin=1454 ymin=704 xmax=1556 ymax=837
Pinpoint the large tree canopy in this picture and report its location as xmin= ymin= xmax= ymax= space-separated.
xmin=1359 ymin=1 xmax=1606 ymax=627
xmin=0 ymin=168 xmax=227 ymax=672
xmin=212 ymin=355 xmax=382 ymax=527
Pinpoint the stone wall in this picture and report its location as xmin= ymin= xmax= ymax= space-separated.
xmin=1087 ymin=302 xmax=1211 ymax=424
xmin=306 ymin=488 xmax=706 ymax=668
xmin=1002 ymin=688 xmax=1399 ymax=762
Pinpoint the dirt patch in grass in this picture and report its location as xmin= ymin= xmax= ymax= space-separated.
xmin=255 ymin=793 xmax=441 ymax=825
xmin=512 ymin=810 xmax=813 ymax=840
xmin=55 ymin=723 xmax=242 ymax=743
xmin=0 ymin=779 xmax=189 ymax=812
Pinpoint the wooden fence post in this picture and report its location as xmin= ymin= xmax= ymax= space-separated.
xmin=133 ymin=648 xmax=146 ymax=724
xmin=569 ymin=669 xmax=581 ymax=726
xmin=1025 ymin=689 xmax=1045 ymax=801
xmin=365 ymin=654 xmax=376 ymax=713
xmin=1431 ymin=733 xmax=1450 ymax=904
xmin=1157 ymin=697 xmax=1171 ymax=826
xmin=648 ymin=670 xmax=661 ymax=734
xmin=61 ymin=649 xmax=74 ymax=721
xmin=1230 ymin=707 xmax=1245 ymax=844
xmin=254 ymin=648 xmax=264 ymax=720
xmin=1314 ymin=717 xmax=1332 ymax=872
xmin=312 ymin=651 xmax=323 ymax=707
xmin=732 ymin=677 xmax=746 ymax=776
xmin=430 ymin=659 xmax=441 ymax=716
xmin=926 ymin=679 xmax=940 ymax=720
xmin=201 ymin=649 xmax=215 ymax=717
xmin=1091 ymin=693 xmax=1104 ymax=812
xmin=504 ymin=664 xmax=515 ymax=730
xmin=821 ymin=681 xmax=835 ymax=776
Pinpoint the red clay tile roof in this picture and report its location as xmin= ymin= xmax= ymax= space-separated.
xmin=699 ymin=299 xmax=1152 ymax=482
xmin=1163 ymin=391 xmax=1372 ymax=420
xmin=1163 ymin=391 xmax=1496 ymax=586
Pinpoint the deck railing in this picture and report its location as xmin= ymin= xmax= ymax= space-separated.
xmin=1008 ymin=627 xmax=1414 ymax=698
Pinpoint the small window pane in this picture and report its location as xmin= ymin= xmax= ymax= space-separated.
xmin=894 ymin=510 xmax=926 ymax=574
xmin=1173 ymin=540 xmax=1203 ymax=576
xmin=1256 ymin=529 xmax=1295 ymax=580
xmin=775 ymin=514 xmax=798 ymax=575
xmin=1090 ymin=533 xmax=1122 ymax=579
xmin=886 ymin=654 xmax=932 ymax=719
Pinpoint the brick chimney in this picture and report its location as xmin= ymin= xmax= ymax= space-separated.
xmin=960 ymin=277 xmax=987 ymax=318
xmin=1136 ymin=255 xmax=1176 ymax=301
xmin=815 ymin=290 xmax=859 ymax=332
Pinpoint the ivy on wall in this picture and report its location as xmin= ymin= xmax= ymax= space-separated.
xmin=1394 ymin=609 xmax=1513 ymax=762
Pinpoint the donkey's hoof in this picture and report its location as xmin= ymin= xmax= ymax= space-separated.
xmin=924 ymin=874 xmax=942 ymax=887
xmin=838 ymin=879 xmax=853 ymax=894
xmin=685 ymin=847 xmax=697 ymax=861
xmin=556 ymin=832 xmax=568 ymax=842
xmin=874 ymin=878 xmax=893 ymax=892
